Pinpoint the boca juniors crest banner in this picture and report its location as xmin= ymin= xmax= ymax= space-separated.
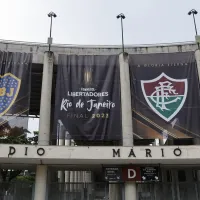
xmin=53 ymin=55 xmax=121 ymax=141
xmin=0 ymin=51 xmax=32 ymax=138
xmin=129 ymin=52 xmax=200 ymax=139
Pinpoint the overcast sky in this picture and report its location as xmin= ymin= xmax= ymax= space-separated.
xmin=0 ymin=0 xmax=199 ymax=46
xmin=1 ymin=0 xmax=199 ymax=133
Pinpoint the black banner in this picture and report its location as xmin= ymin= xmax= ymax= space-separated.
xmin=54 ymin=55 xmax=121 ymax=141
xmin=140 ymin=167 xmax=159 ymax=182
xmin=129 ymin=52 xmax=200 ymax=139
xmin=0 ymin=51 xmax=32 ymax=138
xmin=104 ymin=167 xmax=122 ymax=182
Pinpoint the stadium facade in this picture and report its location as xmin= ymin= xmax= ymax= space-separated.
xmin=0 ymin=40 xmax=200 ymax=200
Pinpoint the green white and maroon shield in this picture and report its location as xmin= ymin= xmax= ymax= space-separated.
xmin=141 ymin=73 xmax=188 ymax=122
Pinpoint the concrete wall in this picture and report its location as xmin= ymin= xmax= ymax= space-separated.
xmin=0 ymin=39 xmax=198 ymax=64
xmin=0 ymin=144 xmax=200 ymax=165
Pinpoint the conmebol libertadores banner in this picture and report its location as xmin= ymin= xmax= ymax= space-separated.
xmin=129 ymin=52 xmax=200 ymax=139
xmin=0 ymin=51 xmax=32 ymax=139
xmin=54 ymin=55 xmax=121 ymax=141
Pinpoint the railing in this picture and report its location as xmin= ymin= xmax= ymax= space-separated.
xmin=0 ymin=182 xmax=33 ymax=200
xmin=49 ymin=182 xmax=200 ymax=200
xmin=0 ymin=181 xmax=200 ymax=200
xmin=137 ymin=182 xmax=200 ymax=200
xmin=48 ymin=182 xmax=111 ymax=200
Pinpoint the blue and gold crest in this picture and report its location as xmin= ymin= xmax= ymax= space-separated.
xmin=0 ymin=73 xmax=21 ymax=116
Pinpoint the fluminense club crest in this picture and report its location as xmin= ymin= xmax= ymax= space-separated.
xmin=141 ymin=73 xmax=188 ymax=122
xmin=0 ymin=73 xmax=21 ymax=117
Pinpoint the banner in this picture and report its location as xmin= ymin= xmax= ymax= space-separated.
xmin=129 ymin=52 xmax=200 ymax=139
xmin=0 ymin=51 xmax=32 ymax=139
xmin=54 ymin=55 xmax=121 ymax=141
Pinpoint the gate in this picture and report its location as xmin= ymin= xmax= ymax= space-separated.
xmin=48 ymin=182 xmax=122 ymax=200
xmin=0 ymin=182 xmax=33 ymax=200
xmin=137 ymin=182 xmax=199 ymax=200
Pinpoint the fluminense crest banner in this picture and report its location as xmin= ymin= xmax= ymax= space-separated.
xmin=53 ymin=55 xmax=121 ymax=141
xmin=0 ymin=52 xmax=32 ymax=139
xmin=129 ymin=52 xmax=200 ymax=139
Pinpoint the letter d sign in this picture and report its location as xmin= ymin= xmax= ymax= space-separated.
xmin=122 ymin=166 xmax=141 ymax=181
xmin=128 ymin=169 xmax=136 ymax=179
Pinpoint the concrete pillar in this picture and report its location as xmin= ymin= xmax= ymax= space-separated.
xmin=125 ymin=182 xmax=137 ymax=200
xmin=119 ymin=53 xmax=136 ymax=200
xmin=34 ymin=51 xmax=54 ymax=200
xmin=38 ymin=51 xmax=54 ymax=146
xmin=119 ymin=53 xmax=134 ymax=146
xmin=34 ymin=166 xmax=48 ymax=200
xmin=109 ymin=184 xmax=120 ymax=200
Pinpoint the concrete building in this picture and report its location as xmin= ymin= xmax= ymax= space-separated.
xmin=0 ymin=39 xmax=200 ymax=200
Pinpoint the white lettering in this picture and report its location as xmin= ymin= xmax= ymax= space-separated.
xmin=76 ymin=99 xmax=84 ymax=108
xmin=60 ymin=99 xmax=72 ymax=111
xmin=87 ymin=99 xmax=115 ymax=112
xmin=128 ymin=169 xmax=136 ymax=179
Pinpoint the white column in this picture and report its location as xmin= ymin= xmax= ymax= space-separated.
xmin=38 ymin=51 xmax=54 ymax=146
xmin=119 ymin=53 xmax=136 ymax=200
xmin=119 ymin=53 xmax=133 ymax=146
xmin=34 ymin=51 xmax=54 ymax=200
xmin=34 ymin=166 xmax=48 ymax=200
xmin=125 ymin=182 xmax=137 ymax=200
xmin=109 ymin=184 xmax=120 ymax=200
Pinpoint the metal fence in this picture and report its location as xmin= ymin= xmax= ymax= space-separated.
xmin=0 ymin=181 xmax=200 ymax=200
xmin=48 ymin=182 xmax=111 ymax=200
xmin=48 ymin=182 xmax=200 ymax=200
xmin=0 ymin=182 xmax=33 ymax=200
xmin=137 ymin=182 xmax=200 ymax=200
